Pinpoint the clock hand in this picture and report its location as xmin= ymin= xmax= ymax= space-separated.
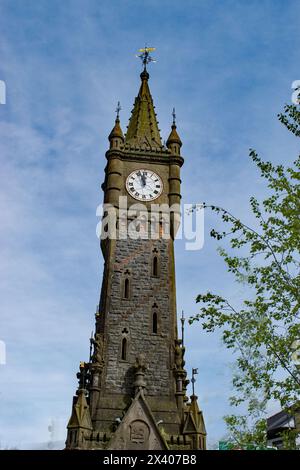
xmin=145 ymin=181 xmax=154 ymax=191
xmin=140 ymin=172 xmax=146 ymax=187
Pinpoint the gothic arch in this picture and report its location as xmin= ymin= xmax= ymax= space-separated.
xmin=119 ymin=327 xmax=130 ymax=362
xmin=151 ymin=303 xmax=159 ymax=335
xmin=151 ymin=248 xmax=160 ymax=277
xmin=122 ymin=268 xmax=131 ymax=300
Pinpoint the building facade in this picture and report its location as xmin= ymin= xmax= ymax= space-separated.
xmin=65 ymin=62 xmax=206 ymax=450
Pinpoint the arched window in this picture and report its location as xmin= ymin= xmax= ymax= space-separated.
xmin=152 ymin=311 xmax=158 ymax=334
xmin=124 ymin=278 xmax=129 ymax=299
xmin=152 ymin=256 xmax=158 ymax=277
xmin=121 ymin=338 xmax=127 ymax=360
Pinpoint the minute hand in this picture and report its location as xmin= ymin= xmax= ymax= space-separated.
xmin=145 ymin=182 xmax=155 ymax=191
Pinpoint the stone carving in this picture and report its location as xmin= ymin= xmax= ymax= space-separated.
xmin=134 ymin=354 xmax=147 ymax=395
xmin=76 ymin=362 xmax=90 ymax=391
xmin=91 ymin=333 xmax=104 ymax=365
xmin=134 ymin=353 xmax=147 ymax=372
xmin=130 ymin=420 xmax=150 ymax=444
xmin=93 ymin=374 xmax=99 ymax=386
xmin=174 ymin=339 xmax=185 ymax=370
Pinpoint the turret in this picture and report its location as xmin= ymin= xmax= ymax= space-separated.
xmin=108 ymin=102 xmax=124 ymax=150
xmin=104 ymin=102 xmax=124 ymax=209
xmin=167 ymin=109 xmax=183 ymax=238
xmin=166 ymin=108 xmax=182 ymax=155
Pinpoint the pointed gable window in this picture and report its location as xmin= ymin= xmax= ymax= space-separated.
xmin=122 ymin=268 xmax=131 ymax=300
xmin=151 ymin=248 xmax=160 ymax=277
xmin=151 ymin=303 xmax=159 ymax=334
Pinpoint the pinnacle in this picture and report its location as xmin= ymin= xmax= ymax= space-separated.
xmin=109 ymin=117 xmax=124 ymax=141
xmin=166 ymin=123 xmax=182 ymax=147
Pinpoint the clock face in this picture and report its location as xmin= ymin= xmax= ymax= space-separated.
xmin=126 ymin=169 xmax=163 ymax=201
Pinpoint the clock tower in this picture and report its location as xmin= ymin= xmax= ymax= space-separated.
xmin=65 ymin=52 xmax=206 ymax=450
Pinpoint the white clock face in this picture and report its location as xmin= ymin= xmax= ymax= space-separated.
xmin=126 ymin=169 xmax=163 ymax=201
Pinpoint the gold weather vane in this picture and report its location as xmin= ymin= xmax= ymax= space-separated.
xmin=136 ymin=46 xmax=156 ymax=70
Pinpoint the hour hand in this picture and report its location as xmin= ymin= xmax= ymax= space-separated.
xmin=140 ymin=172 xmax=146 ymax=187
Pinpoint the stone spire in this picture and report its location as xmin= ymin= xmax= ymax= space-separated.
xmin=125 ymin=70 xmax=163 ymax=149
xmin=182 ymin=394 xmax=207 ymax=449
xmin=65 ymin=363 xmax=93 ymax=449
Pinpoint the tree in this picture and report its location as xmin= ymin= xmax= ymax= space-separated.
xmin=189 ymin=104 xmax=300 ymax=448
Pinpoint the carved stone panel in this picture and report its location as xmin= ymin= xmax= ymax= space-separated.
xmin=107 ymin=392 xmax=167 ymax=450
xmin=129 ymin=420 xmax=150 ymax=446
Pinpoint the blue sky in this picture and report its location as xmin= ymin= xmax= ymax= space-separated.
xmin=0 ymin=0 xmax=299 ymax=448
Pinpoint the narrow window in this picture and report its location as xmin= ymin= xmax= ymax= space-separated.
xmin=159 ymin=221 xmax=163 ymax=237
xmin=124 ymin=278 xmax=129 ymax=299
xmin=121 ymin=338 xmax=127 ymax=360
xmin=152 ymin=256 xmax=158 ymax=276
xmin=152 ymin=311 xmax=158 ymax=334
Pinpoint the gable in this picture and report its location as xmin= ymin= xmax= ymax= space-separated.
xmin=67 ymin=392 xmax=92 ymax=430
xmin=108 ymin=392 xmax=168 ymax=450
xmin=183 ymin=412 xmax=198 ymax=434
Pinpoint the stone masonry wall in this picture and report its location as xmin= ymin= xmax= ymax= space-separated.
xmin=101 ymin=236 xmax=176 ymax=397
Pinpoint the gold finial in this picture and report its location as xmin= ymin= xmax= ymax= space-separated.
xmin=136 ymin=46 xmax=156 ymax=70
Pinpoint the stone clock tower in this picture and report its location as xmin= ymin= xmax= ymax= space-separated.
xmin=65 ymin=52 xmax=206 ymax=450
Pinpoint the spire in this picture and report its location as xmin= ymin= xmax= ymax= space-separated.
xmin=182 ymin=395 xmax=207 ymax=448
xmin=125 ymin=70 xmax=162 ymax=149
xmin=66 ymin=362 xmax=93 ymax=449
xmin=108 ymin=101 xmax=124 ymax=148
xmin=166 ymin=108 xmax=182 ymax=152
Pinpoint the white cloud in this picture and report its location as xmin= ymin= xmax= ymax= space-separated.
xmin=1 ymin=0 xmax=300 ymax=447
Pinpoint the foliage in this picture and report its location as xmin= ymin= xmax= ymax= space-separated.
xmin=190 ymin=104 xmax=300 ymax=448
xmin=224 ymin=415 xmax=267 ymax=448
